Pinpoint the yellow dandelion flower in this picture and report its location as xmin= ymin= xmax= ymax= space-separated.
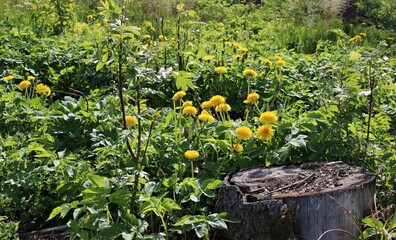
xmin=257 ymin=125 xmax=274 ymax=141
xmin=243 ymin=69 xmax=258 ymax=78
xmin=359 ymin=32 xmax=366 ymax=37
xmin=36 ymin=83 xmax=51 ymax=96
xmin=215 ymin=66 xmax=227 ymax=74
xmin=274 ymin=55 xmax=282 ymax=61
xmin=188 ymin=42 xmax=194 ymax=47
xmin=263 ymin=59 xmax=272 ymax=68
xmin=233 ymin=43 xmax=241 ymax=49
xmin=203 ymin=55 xmax=215 ymax=61
xmin=143 ymin=34 xmax=151 ymax=39
xmin=244 ymin=92 xmax=260 ymax=104
xmin=184 ymin=150 xmax=199 ymax=160
xmin=198 ymin=111 xmax=215 ymax=123
xmin=18 ymin=80 xmax=31 ymax=90
xmin=215 ymin=103 xmax=231 ymax=112
xmin=114 ymin=34 xmax=121 ymax=39
xmin=159 ymin=35 xmax=167 ymax=41
xmin=239 ymin=47 xmax=248 ymax=52
xmin=201 ymin=101 xmax=211 ymax=109
xmin=349 ymin=35 xmax=362 ymax=43
xmin=4 ymin=75 xmax=14 ymax=82
xmin=260 ymin=112 xmax=278 ymax=124
xmin=233 ymin=143 xmax=244 ymax=152
xmin=27 ymin=76 xmax=35 ymax=81
xmin=235 ymin=126 xmax=253 ymax=140
xmin=233 ymin=54 xmax=243 ymax=60
xmin=95 ymin=23 xmax=101 ymax=27
xmin=209 ymin=95 xmax=226 ymax=106
xmin=225 ymin=41 xmax=232 ymax=46
xmin=276 ymin=59 xmax=285 ymax=66
xmin=125 ymin=115 xmax=138 ymax=127
xmin=87 ymin=15 xmax=93 ymax=20
xmin=172 ymin=91 xmax=186 ymax=101
xmin=182 ymin=101 xmax=193 ymax=107
xmin=182 ymin=106 xmax=198 ymax=116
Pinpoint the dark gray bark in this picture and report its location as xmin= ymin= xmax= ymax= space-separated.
xmin=215 ymin=162 xmax=376 ymax=240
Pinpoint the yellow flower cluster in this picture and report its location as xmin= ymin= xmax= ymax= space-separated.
xmin=36 ymin=83 xmax=51 ymax=96
xmin=184 ymin=150 xmax=199 ymax=160
xmin=349 ymin=35 xmax=363 ymax=43
xmin=172 ymin=91 xmax=186 ymax=101
xmin=159 ymin=35 xmax=167 ymax=41
xmin=125 ymin=115 xmax=138 ymax=127
xmin=233 ymin=143 xmax=243 ymax=152
xmin=235 ymin=126 xmax=253 ymax=140
xmin=242 ymin=69 xmax=257 ymax=78
xmin=225 ymin=41 xmax=232 ymax=46
xmin=275 ymin=55 xmax=285 ymax=66
xmin=235 ymin=112 xmax=278 ymax=142
xmin=243 ymin=92 xmax=260 ymax=104
xmin=233 ymin=54 xmax=243 ymax=61
xmin=263 ymin=59 xmax=273 ymax=68
xmin=182 ymin=105 xmax=198 ymax=116
xmin=260 ymin=112 xmax=278 ymax=124
xmin=3 ymin=75 xmax=14 ymax=82
xmin=215 ymin=66 xmax=227 ymax=74
xmin=198 ymin=110 xmax=215 ymax=123
xmin=209 ymin=95 xmax=226 ymax=106
xmin=215 ymin=103 xmax=231 ymax=113
xmin=182 ymin=101 xmax=193 ymax=107
xmin=18 ymin=80 xmax=31 ymax=90
xmin=257 ymin=125 xmax=274 ymax=141
xmin=231 ymin=42 xmax=248 ymax=52
xmin=203 ymin=55 xmax=215 ymax=61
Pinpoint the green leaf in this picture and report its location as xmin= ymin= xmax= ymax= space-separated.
xmin=102 ymin=52 xmax=109 ymax=63
xmin=193 ymin=222 xmax=209 ymax=238
xmin=108 ymin=189 xmax=130 ymax=207
xmin=206 ymin=216 xmax=227 ymax=230
xmin=362 ymin=217 xmax=384 ymax=228
xmin=98 ymin=223 xmax=128 ymax=238
xmin=47 ymin=206 xmax=63 ymax=221
xmin=288 ymin=135 xmax=307 ymax=148
xmin=174 ymin=215 xmax=196 ymax=226
xmin=120 ymin=212 xmax=138 ymax=227
xmin=96 ymin=61 xmax=105 ymax=71
xmin=203 ymin=179 xmax=223 ymax=190
xmin=217 ymin=212 xmax=240 ymax=223
xmin=162 ymin=198 xmax=182 ymax=212
xmin=171 ymin=71 xmax=196 ymax=91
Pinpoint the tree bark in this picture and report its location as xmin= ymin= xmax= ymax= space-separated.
xmin=215 ymin=162 xmax=376 ymax=240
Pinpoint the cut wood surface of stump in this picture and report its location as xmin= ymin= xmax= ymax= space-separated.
xmin=215 ymin=161 xmax=376 ymax=240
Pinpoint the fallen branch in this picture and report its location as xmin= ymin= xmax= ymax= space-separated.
xmin=18 ymin=224 xmax=69 ymax=239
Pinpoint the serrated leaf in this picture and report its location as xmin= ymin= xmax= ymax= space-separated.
xmin=171 ymin=71 xmax=195 ymax=91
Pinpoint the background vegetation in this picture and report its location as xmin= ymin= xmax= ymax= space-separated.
xmin=0 ymin=0 xmax=395 ymax=239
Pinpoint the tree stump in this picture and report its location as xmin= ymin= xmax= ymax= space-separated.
xmin=215 ymin=162 xmax=376 ymax=240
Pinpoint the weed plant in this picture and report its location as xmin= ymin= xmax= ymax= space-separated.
xmin=0 ymin=0 xmax=395 ymax=239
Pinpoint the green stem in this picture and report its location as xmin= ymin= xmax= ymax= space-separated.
xmin=190 ymin=160 xmax=194 ymax=178
xmin=159 ymin=215 xmax=169 ymax=240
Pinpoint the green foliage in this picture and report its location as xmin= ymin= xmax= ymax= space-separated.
xmin=360 ymin=207 xmax=396 ymax=240
xmin=0 ymin=0 xmax=395 ymax=239
xmin=0 ymin=216 xmax=19 ymax=240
